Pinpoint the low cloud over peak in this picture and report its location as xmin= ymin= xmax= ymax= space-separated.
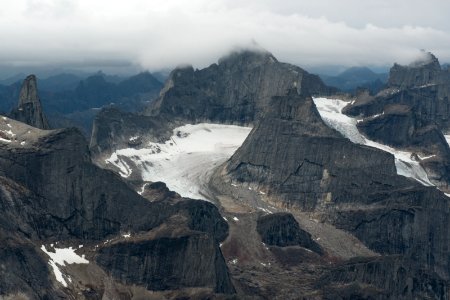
xmin=1 ymin=0 xmax=450 ymax=73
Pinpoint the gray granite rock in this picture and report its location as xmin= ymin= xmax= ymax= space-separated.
xmin=10 ymin=75 xmax=50 ymax=129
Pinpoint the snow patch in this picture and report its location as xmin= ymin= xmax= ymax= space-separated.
xmin=417 ymin=154 xmax=436 ymax=160
xmin=257 ymin=207 xmax=272 ymax=214
xmin=233 ymin=217 xmax=239 ymax=221
xmin=0 ymin=138 xmax=11 ymax=143
xmin=41 ymin=245 xmax=89 ymax=287
xmin=106 ymin=123 xmax=252 ymax=200
xmin=313 ymin=97 xmax=433 ymax=186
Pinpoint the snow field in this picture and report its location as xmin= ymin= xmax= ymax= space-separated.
xmin=313 ymin=97 xmax=433 ymax=186
xmin=106 ymin=123 xmax=252 ymax=200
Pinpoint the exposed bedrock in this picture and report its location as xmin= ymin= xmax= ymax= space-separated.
xmin=344 ymin=53 xmax=450 ymax=190
xmin=96 ymin=232 xmax=235 ymax=294
xmin=211 ymin=89 xmax=450 ymax=297
xmin=256 ymin=212 xmax=323 ymax=254
xmin=0 ymin=118 xmax=235 ymax=297
xmin=10 ymin=75 xmax=50 ymax=130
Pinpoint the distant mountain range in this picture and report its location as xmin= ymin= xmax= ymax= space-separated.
xmin=0 ymin=71 xmax=163 ymax=134
xmin=319 ymin=66 xmax=388 ymax=93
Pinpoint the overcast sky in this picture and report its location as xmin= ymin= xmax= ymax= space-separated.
xmin=2 ymin=0 xmax=450 ymax=74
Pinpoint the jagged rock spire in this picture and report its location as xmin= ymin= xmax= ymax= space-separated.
xmin=10 ymin=75 xmax=50 ymax=129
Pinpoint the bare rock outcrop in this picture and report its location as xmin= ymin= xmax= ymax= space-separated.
xmin=10 ymin=75 xmax=50 ymax=129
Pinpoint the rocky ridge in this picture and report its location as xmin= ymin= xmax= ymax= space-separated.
xmin=0 ymin=117 xmax=235 ymax=299
xmin=344 ymin=53 xmax=450 ymax=191
xmin=210 ymin=88 xmax=450 ymax=298
xmin=90 ymin=49 xmax=335 ymax=156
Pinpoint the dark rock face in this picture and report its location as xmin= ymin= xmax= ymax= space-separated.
xmin=10 ymin=75 xmax=50 ymax=129
xmin=0 ymin=119 xmax=234 ymax=297
xmin=89 ymin=107 xmax=173 ymax=156
xmin=96 ymin=233 xmax=234 ymax=294
xmin=344 ymin=53 xmax=450 ymax=190
xmin=90 ymin=49 xmax=335 ymax=157
xmin=216 ymin=89 xmax=404 ymax=211
xmin=388 ymin=52 xmax=446 ymax=89
xmin=148 ymin=50 xmax=335 ymax=125
xmin=212 ymin=89 xmax=450 ymax=298
xmin=256 ymin=213 xmax=323 ymax=254
xmin=141 ymin=181 xmax=180 ymax=202
xmin=319 ymin=256 xmax=449 ymax=300
xmin=325 ymin=187 xmax=450 ymax=280
xmin=0 ymin=233 xmax=64 ymax=299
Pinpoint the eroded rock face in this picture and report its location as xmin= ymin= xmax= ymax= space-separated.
xmin=215 ymin=89 xmax=403 ymax=211
xmin=90 ymin=50 xmax=335 ymax=157
xmin=10 ymin=75 xmax=50 ymax=129
xmin=211 ymin=89 xmax=450 ymax=298
xmin=344 ymin=53 xmax=450 ymax=190
xmin=96 ymin=232 xmax=234 ymax=294
xmin=256 ymin=213 xmax=323 ymax=254
xmin=148 ymin=49 xmax=335 ymax=125
xmin=319 ymin=256 xmax=449 ymax=300
xmin=0 ymin=118 xmax=234 ymax=297
xmin=388 ymin=52 xmax=444 ymax=89
xmin=89 ymin=107 xmax=173 ymax=157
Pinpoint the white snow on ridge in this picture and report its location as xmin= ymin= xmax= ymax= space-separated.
xmin=41 ymin=245 xmax=89 ymax=287
xmin=313 ymin=97 xmax=433 ymax=186
xmin=106 ymin=123 xmax=252 ymax=200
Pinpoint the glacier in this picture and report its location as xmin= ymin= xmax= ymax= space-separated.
xmin=106 ymin=123 xmax=252 ymax=200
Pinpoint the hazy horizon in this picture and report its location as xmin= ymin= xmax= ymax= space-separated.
xmin=2 ymin=0 xmax=450 ymax=79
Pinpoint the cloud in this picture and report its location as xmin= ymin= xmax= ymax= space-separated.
xmin=1 ymin=0 xmax=450 ymax=72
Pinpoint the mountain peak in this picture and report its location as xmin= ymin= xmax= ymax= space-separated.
xmin=18 ymin=75 xmax=39 ymax=106
xmin=10 ymin=75 xmax=50 ymax=129
xmin=388 ymin=52 xmax=443 ymax=89
xmin=407 ymin=51 xmax=440 ymax=68
xmin=218 ymin=48 xmax=277 ymax=66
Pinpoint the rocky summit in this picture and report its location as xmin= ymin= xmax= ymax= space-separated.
xmin=90 ymin=50 xmax=335 ymax=157
xmin=10 ymin=75 xmax=50 ymax=130
xmin=345 ymin=53 xmax=450 ymax=191
xmin=148 ymin=49 xmax=335 ymax=125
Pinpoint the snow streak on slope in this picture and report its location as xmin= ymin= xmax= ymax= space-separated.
xmin=106 ymin=123 xmax=252 ymax=200
xmin=313 ymin=97 xmax=433 ymax=186
xmin=41 ymin=245 xmax=89 ymax=287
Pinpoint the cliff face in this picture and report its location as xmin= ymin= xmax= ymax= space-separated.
xmin=148 ymin=50 xmax=335 ymax=125
xmin=256 ymin=213 xmax=323 ymax=254
xmin=0 ymin=117 xmax=234 ymax=298
xmin=344 ymin=53 xmax=450 ymax=191
xmin=211 ymin=89 xmax=450 ymax=298
xmin=214 ymin=89 xmax=402 ymax=210
xmin=96 ymin=232 xmax=234 ymax=293
xmin=10 ymin=75 xmax=50 ymax=129
xmin=90 ymin=49 xmax=335 ymax=157
xmin=89 ymin=107 xmax=174 ymax=157
xmin=318 ymin=256 xmax=449 ymax=299
xmin=387 ymin=52 xmax=448 ymax=89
